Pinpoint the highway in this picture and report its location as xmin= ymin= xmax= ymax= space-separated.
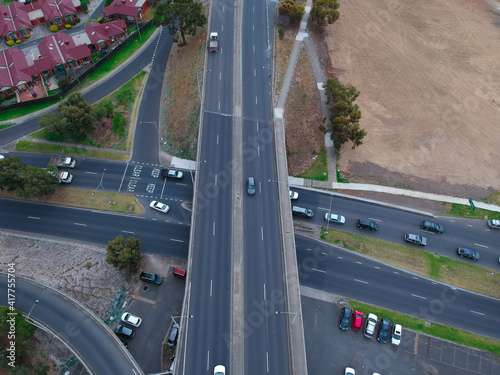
xmin=0 ymin=274 xmax=142 ymax=374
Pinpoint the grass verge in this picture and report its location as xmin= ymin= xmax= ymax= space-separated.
xmin=442 ymin=202 xmax=500 ymax=220
xmin=348 ymin=301 xmax=500 ymax=355
xmin=0 ymin=98 xmax=61 ymax=122
xmin=15 ymin=140 xmax=129 ymax=161
xmin=321 ymin=229 xmax=500 ymax=298
xmin=0 ymin=123 xmax=15 ymax=130
xmin=297 ymin=146 xmax=328 ymax=181
xmin=0 ymin=188 xmax=143 ymax=214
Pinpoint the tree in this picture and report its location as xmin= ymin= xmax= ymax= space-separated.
xmin=59 ymin=93 xmax=95 ymax=140
xmin=324 ymin=79 xmax=366 ymax=151
xmin=278 ymin=0 xmax=305 ymax=25
xmin=0 ymin=307 xmax=36 ymax=340
xmin=310 ymin=0 xmax=340 ymax=30
xmin=106 ymin=236 xmax=142 ymax=273
xmin=153 ymin=0 xmax=207 ymax=46
xmin=39 ymin=112 xmax=66 ymax=136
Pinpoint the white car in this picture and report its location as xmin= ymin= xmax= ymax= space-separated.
xmin=289 ymin=190 xmax=299 ymax=200
xmin=0 ymin=155 xmax=5 ymax=160
xmin=345 ymin=367 xmax=355 ymax=375
xmin=121 ymin=312 xmax=142 ymax=327
xmin=150 ymin=200 xmax=170 ymax=213
xmin=364 ymin=313 xmax=377 ymax=338
xmin=214 ymin=365 xmax=225 ymax=375
xmin=488 ymin=219 xmax=500 ymax=229
xmin=391 ymin=323 xmax=402 ymax=346
xmin=324 ymin=213 xmax=346 ymax=224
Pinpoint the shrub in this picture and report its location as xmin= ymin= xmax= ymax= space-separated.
xmin=81 ymin=3 xmax=88 ymax=11
xmin=117 ymin=88 xmax=133 ymax=104
xmin=15 ymin=39 xmax=21 ymax=44
xmin=278 ymin=27 xmax=285 ymax=39
xmin=65 ymin=24 xmax=72 ymax=29
xmin=6 ymin=40 xmax=15 ymax=46
xmin=75 ymin=17 xmax=80 ymax=23
xmin=278 ymin=0 xmax=305 ymax=24
xmin=58 ymin=77 xmax=70 ymax=90
xmin=97 ymin=17 xmax=103 ymax=23
xmin=112 ymin=111 xmax=126 ymax=137
xmin=50 ymin=25 xmax=58 ymax=32
xmin=66 ymin=19 xmax=74 ymax=26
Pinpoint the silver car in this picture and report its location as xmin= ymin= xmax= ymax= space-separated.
xmin=364 ymin=313 xmax=377 ymax=338
xmin=324 ymin=213 xmax=346 ymax=224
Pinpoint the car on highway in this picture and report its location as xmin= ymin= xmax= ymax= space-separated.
xmin=352 ymin=310 xmax=364 ymax=331
xmin=487 ymin=219 xmax=500 ymax=229
xmin=162 ymin=169 xmax=183 ymax=179
xmin=292 ymin=206 xmax=314 ymax=218
xmin=140 ymin=271 xmax=163 ymax=285
xmin=168 ymin=323 xmax=179 ymax=346
xmin=114 ymin=324 xmax=135 ymax=339
xmin=121 ymin=312 xmax=142 ymax=327
xmin=404 ymin=233 xmax=427 ymax=246
xmin=324 ymin=213 xmax=346 ymax=224
xmin=391 ymin=323 xmax=402 ymax=346
xmin=345 ymin=367 xmax=355 ymax=375
xmin=421 ymin=221 xmax=444 ymax=233
xmin=339 ymin=306 xmax=352 ymax=331
xmin=457 ymin=247 xmax=480 ymax=261
xmin=150 ymin=200 xmax=170 ymax=213
xmin=214 ymin=365 xmax=225 ymax=375
xmin=377 ymin=318 xmax=390 ymax=343
xmin=289 ymin=190 xmax=299 ymax=200
xmin=364 ymin=313 xmax=377 ymax=338
xmin=357 ymin=219 xmax=378 ymax=231
xmin=247 ymin=177 xmax=256 ymax=195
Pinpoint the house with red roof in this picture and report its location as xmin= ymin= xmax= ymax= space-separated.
xmin=0 ymin=48 xmax=32 ymax=97
xmin=103 ymin=0 xmax=146 ymax=23
xmin=85 ymin=19 xmax=127 ymax=51
xmin=21 ymin=0 xmax=82 ymax=29
xmin=0 ymin=2 xmax=33 ymax=43
xmin=37 ymin=32 xmax=91 ymax=70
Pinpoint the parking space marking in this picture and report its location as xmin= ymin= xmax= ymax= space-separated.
xmin=313 ymin=268 xmax=326 ymax=273
xmin=74 ymin=223 xmax=87 ymax=226
xmin=473 ymin=243 xmax=488 ymax=248
xmin=470 ymin=310 xmax=485 ymax=316
xmin=411 ymin=294 xmax=427 ymax=300
xmin=354 ymin=279 xmax=368 ymax=284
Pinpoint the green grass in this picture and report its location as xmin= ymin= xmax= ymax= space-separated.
xmin=442 ymin=202 xmax=500 ymax=220
xmin=15 ymin=140 xmax=129 ymax=161
xmin=0 ymin=98 xmax=61 ymax=122
xmin=348 ymin=301 xmax=500 ymax=354
xmin=321 ymin=228 xmax=500 ymax=298
xmin=297 ymin=146 xmax=328 ymax=181
xmin=0 ymin=123 xmax=15 ymax=130
xmin=336 ymin=168 xmax=349 ymax=183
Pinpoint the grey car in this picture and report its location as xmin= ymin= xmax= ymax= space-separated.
xmin=487 ymin=219 xmax=500 ymax=229
xmin=404 ymin=233 xmax=427 ymax=246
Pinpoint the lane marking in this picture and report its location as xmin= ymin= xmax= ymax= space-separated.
xmin=369 ymin=217 xmax=382 ymax=222
xmin=474 ymin=243 xmax=488 ymax=248
xmin=354 ymin=279 xmax=368 ymax=284
xmin=210 ymin=280 xmax=213 ymax=297
xmin=213 ymin=222 xmax=216 ymax=236
xmin=28 ymin=217 xmax=40 ymax=220
xmin=411 ymin=294 xmax=427 ymax=300
xmin=85 ymin=171 xmax=97 ymax=175
xmin=312 ymin=268 xmax=326 ymax=273
xmin=337 ymin=256 xmax=343 ymax=259
xmin=74 ymin=223 xmax=87 ymax=226
xmin=122 ymin=230 xmax=134 ymax=234
xmin=412 ymin=277 xmax=419 ymax=280
xmin=356 ymin=261 xmax=362 ymax=264
xmin=374 ymin=266 xmax=380 ymax=269
xmin=171 ymin=239 xmax=183 ymax=243
xmin=470 ymin=310 xmax=485 ymax=316
xmin=393 ymin=271 xmax=399 ymax=275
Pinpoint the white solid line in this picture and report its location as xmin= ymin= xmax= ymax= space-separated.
xmin=171 ymin=239 xmax=184 ymax=243
xmin=85 ymin=171 xmax=98 ymax=175
xmin=393 ymin=271 xmax=399 ymax=274
xmin=210 ymin=280 xmax=213 ymax=297
xmin=369 ymin=217 xmax=382 ymax=222
xmin=467 ymin=224 xmax=472 ymax=227
xmin=74 ymin=223 xmax=87 ymax=226
xmin=412 ymin=277 xmax=418 ymax=280
xmin=266 ymin=352 xmax=269 ymax=373
xmin=28 ymin=217 xmax=40 ymax=220
xmin=261 ymin=227 xmax=264 ymax=241
xmin=312 ymin=268 xmax=326 ymax=273
xmin=474 ymin=243 xmax=488 ymax=248
xmin=354 ymin=279 xmax=368 ymax=284
xmin=122 ymin=230 xmax=134 ymax=234
xmin=470 ymin=310 xmax=485 ymax=316
xmin=411 ymin=294 xmax=427 ymax=300
xmin=374 ymin=266 xmax=380 ymax=269
xmin=356 ymin=261 xmax=362 ymax=264
xmin=263 ymin=283 xmax=267 ymax=300
xmin=318 ymin=207 xmax=330 ymax=211
xmin=213 ymin=222 xmax=216 ymax=236
xmin=306 ymin=248 xmax=312 ymax=251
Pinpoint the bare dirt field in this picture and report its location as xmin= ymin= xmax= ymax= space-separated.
xmin=324 ymin=0 xmax=500 ymax=198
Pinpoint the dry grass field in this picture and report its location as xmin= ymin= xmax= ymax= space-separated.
xmin=325 ymin=0 xmax=500 ymax=197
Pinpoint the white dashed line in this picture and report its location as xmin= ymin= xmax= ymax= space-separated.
xmin=470 ymin=310 xmax=485 ymax=316
xmin=354 ymin=279 xmax=368 ymax=284
xmin=313 ymin=268 xmax=326 ymax=273
xmin=411 ymin=294 xmax=427 ymax=300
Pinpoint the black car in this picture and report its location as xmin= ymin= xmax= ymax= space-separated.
xmin=114 ymin=324 xmax=135 ymax=339
xmin=168 ymin=323 xmax=179 ymax=346
xmin=457 ymin=247 xmax=480 ymax=261
xmin=420 ymin=221 xmax=444 ymax=233
xmin=357 ymin=219 xmax=378 ymax=231
xmin=377 ymin=318 xmax=390 ymax=343
xmin=140 ymin=272 xmax=163 ymax=285
xmin=339 ymin=306 xmax=352 ymax=331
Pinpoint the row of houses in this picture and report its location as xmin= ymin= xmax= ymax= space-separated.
xmin=0 ymin=0 xmax=150 ymax=99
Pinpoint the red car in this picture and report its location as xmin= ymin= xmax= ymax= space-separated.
xmin=352 ymin=310 xmax=364 ymax=330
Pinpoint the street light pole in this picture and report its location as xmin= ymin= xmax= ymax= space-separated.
xmin=325 ymin=194 xmax=333 ymax=234
xmin=27 ymin=299 xmax=39 ymax=319
xmin=92 ymin=169 xmax=115 ymax=205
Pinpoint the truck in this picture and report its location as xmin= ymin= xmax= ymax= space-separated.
xmin=48 ymin=170 xmax=73 ymax=184
xmin=209 ymin=32 xmax=218 ymax=52
xmin=49 ymin=157 xmax=76 ymax=168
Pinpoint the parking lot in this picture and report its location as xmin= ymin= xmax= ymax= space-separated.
xmin=301 ymin=289 xmax=500 ymax=375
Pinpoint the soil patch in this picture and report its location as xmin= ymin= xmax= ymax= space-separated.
xmin=325 ymin=0 xmax=500 ymax=192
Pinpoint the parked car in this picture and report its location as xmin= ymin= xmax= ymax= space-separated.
xmin=357 ymin=219 xmax=378 ymax=231
xmin=214 ymin=365 xmax=225 ymax=375
xmin=404 ymin=233 xmax=427 ymax=246
xmin=150 ymin=200 xmax=170 ymax=213
xmin=121 ymin=312 xmax=142 ymax=327
xmin=247 ymin=177 xmax=256 ymax=195
xmin=421 ymin=221 xmax=444 ymax=233
xmin=292 ymin=206 xmax=314 ymax=218
xmin=324 ymin=213 xmax=346 ymax=224
xmin=377 ymin=318 xmax=390 ymax=343
xmin=173 ymin=267 xmax=186 ymax=279
xmin=114 ymin=324 xmax=135 ymax=339
xmin=140 ymin=271 xmax=163 ymax=285
xmin=364 ymin=313 xmax=377 ymax=338
xmin=391 ymin=323 xmax=402 ymax=346
xmin=339 ymin=306 xmax=352 ymax=331
xmin=167 ymin=323 xmax=179 ymax=346
xmin=289 ymin=190 xmax=299 ymax=200
xmin=457 ymin=247 xmax=480 ymax=261
xmin=345 ymin=367 xmax=355 ymax=375
xmin=352 ymin=310 xmax=364 ymax=331
xmin=487 ymin=219 xmax=500 ymax=229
